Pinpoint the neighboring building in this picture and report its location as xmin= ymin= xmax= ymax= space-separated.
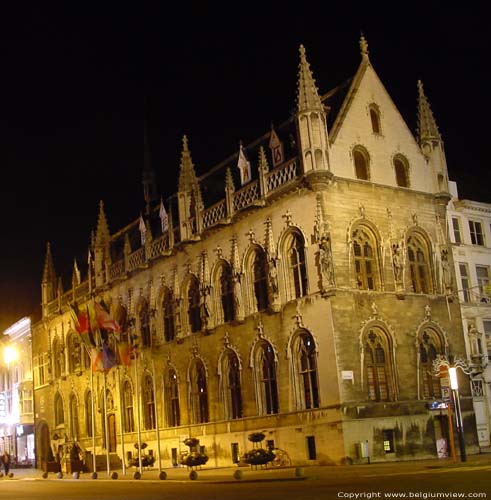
xmin=0 ymin=317 xmax=34 ymax=465
xmin=32 ymin=38 xmax=476 ymax=470
xmin=447 ymin=181 xmax=491 ymax=448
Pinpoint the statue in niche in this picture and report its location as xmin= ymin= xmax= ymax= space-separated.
xmin=233 ymin=274 xmax=242 ymax=317
xmin=468 ymin=322 xmax=481 ymax=358
xmin=441 ymin=249 xmax=452 ymax=290
xmin=200 ymin=286 xmax=212 ymax=328
xmin=268 ymin=259 xmax=279 ymax=298
xmin=392 ymin=244 xmax=403 ymax=283
xmin=318 ymin=234 xmax=334 ymax=288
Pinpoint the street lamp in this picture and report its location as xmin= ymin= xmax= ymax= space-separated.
xmin=3 ymin=345 xmax=19 ymax=366
xmin=449 ymin=367 xmax=466 ymax=462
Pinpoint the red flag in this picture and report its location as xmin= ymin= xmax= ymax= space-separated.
xmin=90 ymin=348 xmax=104 ymax=372
xmin=70 ymin=303 xmax=96 ymax=347
xmin=94 ymin=300 xmax=120 ymax=333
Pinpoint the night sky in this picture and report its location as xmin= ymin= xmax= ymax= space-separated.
xmin=0 ymin=5 xmax=489 ymax=332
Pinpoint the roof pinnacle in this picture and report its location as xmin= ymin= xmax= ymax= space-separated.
xmin=296 ymin=44 xmax=323 ymax=113
xmin=417 ymin=80 xmax=441 ymax=143
xmin=359 ymin=33 xmax=369 ymax=59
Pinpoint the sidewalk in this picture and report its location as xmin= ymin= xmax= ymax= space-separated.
xmin=5 ymin=452 xmax=491 ymax=482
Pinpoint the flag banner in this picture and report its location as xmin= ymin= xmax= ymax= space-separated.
xmin=94 ymin=299 xmax=120 ymax=332
xmin=90 ymin=348 xmax=104 ymax=372
xmin=139 ymin=215 xmax=147 ymax=245
xmin=237 ymin=143 xmax=251 ymax=186
xmin=70 ymin=302 xmax=97 ymax=347
xmin=117 ymin=341 xmax=134 ymax=366
xmin=159 ymin=198 xmax=169 ymax=233
xmin=268 ymin=128 xmax=284 ymax=167
xmin=102 ymin=341 xmax=117 ymax=370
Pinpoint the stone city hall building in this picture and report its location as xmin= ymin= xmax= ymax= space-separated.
xmin=32 ymin=38 xmax=477 ymax=470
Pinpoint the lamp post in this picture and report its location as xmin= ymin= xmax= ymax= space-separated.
xmin=449 ymin=367 xmax=466 ymax=462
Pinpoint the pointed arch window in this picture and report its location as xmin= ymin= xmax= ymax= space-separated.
xmin=285 ymin=231 xmax=308 ymax=300
xmin=353 ymin=147 xmax=370 ymax=180
xmin=369 ymin=105 xmax=381 ymax=134
xmin=407 ymin=233 xmax=432 ymax=294
xmin=142 ymin=374 xmax=156 ymax=430
xmin=139 ymin=300 xmax=151 ymax=347
xmin=69 ymin=393 xmax=80 ymax=440
xmin=255 ymin=341 xmax=279 ymax=415
xmin=122 ymin=381 xmax=135 ymax=433
xmin=219 ymin=262 xmax=235 ymax=323
xmin=85 ymin=391 xmax=93 ymax=437
xmin=394 ymin=155 xmax=410 ymax=188
xmin=188 ymin=276 xmax=202 ymax=333
xmin=190 ymin=359 xmax=209 ymax=423
xmin=419 ymin=329 xmax=443 ymax=399
xmin=364 ymin=328 xmax=394 ymax=402
xmin=292 ymin=331 xmax=319 ymax=409
xmin=221 ymin=350 xmax=242 ymax=420
xmin=162 ymin=287 xmax=176 ymax=342
xmin=54 ymin=392 xmax=64 ymax=426
xmin=352 ymin=226 xmax=379 ymax=290
xmin=252 ymin=248 xmax=269 ymax=312
xmin=165 ymin=368 xmax=180 ymax=427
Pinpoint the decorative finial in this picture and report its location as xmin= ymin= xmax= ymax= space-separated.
xmin=182 ymin=135 xmax=189 ymax=151
xmin=359 ymin=33 xmax=369 ymax=57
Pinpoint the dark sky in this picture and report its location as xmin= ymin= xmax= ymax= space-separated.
xmin=0 ymin=5 xmax=489 ymax=331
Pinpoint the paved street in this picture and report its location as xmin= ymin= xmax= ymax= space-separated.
xmin=1 ymin=455 xmax=490 ymax=499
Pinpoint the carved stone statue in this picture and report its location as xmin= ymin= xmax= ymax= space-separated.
xmin=441 ymin=249 xmax=452 ymax=290
xmin=318 ymin=234 xmax=334 ymax=288
xmin=268 ymin=259 xmax=279 ymax=297
xmin=392 ymin=244 xmax=403 ymax=283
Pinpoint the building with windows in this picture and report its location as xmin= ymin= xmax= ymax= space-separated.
xmin=32 ymin=38 xmax=476 ymax=469
xmin=447 ymin=181 xmax=491 ymax=448
xmin=0 ymin=317 xmax=34 ymax=465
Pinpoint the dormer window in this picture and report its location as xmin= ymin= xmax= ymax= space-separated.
xmin=369 ymin=104 xmax=381 ymax=134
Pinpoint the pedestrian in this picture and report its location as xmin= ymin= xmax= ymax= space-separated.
xmin=1 ymin=451 xmax=10 ymax=475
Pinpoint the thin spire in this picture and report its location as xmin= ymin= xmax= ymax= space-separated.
xmin=359 ymin=33 xmax=369 ymax=60
xmin=143 ymin=123 xmax=159 ymax=213
xmin=178 ymin=135 xmax=199 ymax=191
xmin=417 ymin=80 xmax=441 ymax=143
xmin=72 ymin=258 xmax=81 ymax=286
xmin=296 ymin=44 xmax=323 ymax=112
xmin=42 ymin=242 xmax=56 ymax=284
xmin=95 ymin=200 xmax=110 ymax=246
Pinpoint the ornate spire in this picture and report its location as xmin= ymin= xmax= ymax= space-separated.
xmin=225 ymin=167 xmax=235 ymax=193
xmin=95 ymin=200 xmax=110 ymax=246
xmin=296 ymin=44 xmax=323 ymax=112
xmin=258 ymin=146 xmax=269 ymax=173
xmin=178 ymin=135 xmax=198 ymax=192
xmin=231 ymin=235 xmax=240 ymax=273
xmin=264 ymin=217 xmax=276 ymax=259
xmin=143 ymin=123 xmax=159 ymax=214
xmin=359 ymin=33 xmax=369 ymax=60
xmin=42 ymin=242 xmax=56 ymax=285
xmin=72 ymin=258 xmax=81 ymax=287
xmin=417 ymin=80 xmax=441 ymax=144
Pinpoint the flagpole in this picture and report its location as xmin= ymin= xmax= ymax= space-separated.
xmin=117 ymin=366 xmax=126 ymax=475
xmin=151 ymin=358 xmax=162 ymax=473
xmin=89 ymin=347 xmax=96 ymax=476
xmin=134 ymin=352 xmax=143 ymax=475
xmin=103 ymin=370 xmax=110 ymax=476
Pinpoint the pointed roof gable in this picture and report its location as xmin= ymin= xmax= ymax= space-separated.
xmin=296 ymin=45 xmax=323 ymax=112
xmin=178 ymin=135 xmax=199 ymax=192
xmin=95 ymin=200 xmax=110 ymax=246
xmin=42 ymin=242 xmax=56 ymax=284
xmin=417 ymin=80 xmax=441 ymax=143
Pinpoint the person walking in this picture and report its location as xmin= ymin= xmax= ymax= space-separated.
xmin=1 ymin=451 xmax=10 ymax=475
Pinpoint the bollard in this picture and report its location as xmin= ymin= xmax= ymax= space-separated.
xmin=91 ymin=472 xmax=98 ymax=480
xmin=233 ymin=469 xmax=243 ymax=480
xmin=111 ymin=471 xmax=118 ymax=480
xmin=42 ymin=472 xmax=48 ymax=479
xmin=133 ymin=471 xmax=141 ymax=480
xmin=72 ymin=471 xmax=80 ymax=479
xmin=56 ymin=471 xmax=63 ymax=479
xmin=189 ymin=470 xmax=198 ymax=480
xmin=159 ymin=471 xmax=167 ymax=480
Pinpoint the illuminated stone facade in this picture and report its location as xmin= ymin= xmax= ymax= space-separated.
xmin=32 ymin=38 xmax=477 ymax=470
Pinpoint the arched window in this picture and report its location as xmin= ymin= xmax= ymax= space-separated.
xmin=68 ymin=333 xmax=82 ymax=373
xmin=419 ymin=329 xmax=443 ymax=399
xmin=407 ymin=232 xmax=432 ymax=294
xmin=252 ymin=248 xmax=269 ymax=312
xmin=188 ymin=276 xmax=202 ymax=333
xmin=85 ymin=391 xmax=93 ymax=437
xmin=292 ymin=331 xmax=319 ymax=409
xmin=162 ymin=287 xmax=176 ymax=342
xmin=69 ymin=393 xmax=79 ymax=440
xmin=394 ymin=155 xmax=409 ymax=188
xmin=142 ymin=374 xmax=156 ymax=430
xmin=165 ymin=368 xmax=180 ymax=427
xmin=189 ymin=359 xmax=209 ymax=423
xmin=369 ymin=105 xmax=381 ymax=134
xmin=54 ymin=392 xmax=64 ymax=426
xmin=254 ymin=341 xmax=279 ymax=415
xmin=139 ymin=300 xmax=151 ymax=347
xmin=53 ymin=338 xmax=62 ymax=379
xmin=352 ymin=225 xmax=379 ymax=290
xmin=353 ymin=147 xmax=370 ymax=180
xmin=122 ymin=381 xmax=134 ymax=433
xmin=364 ymin=328 xmax=394 ymax=402
xmin=221 ymin=350 xmax=242 ymax=420
xmin=285 ymin=231 xmax=308 ymax=300
xmin=218 ymin=262 xmax=235 ymax=323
